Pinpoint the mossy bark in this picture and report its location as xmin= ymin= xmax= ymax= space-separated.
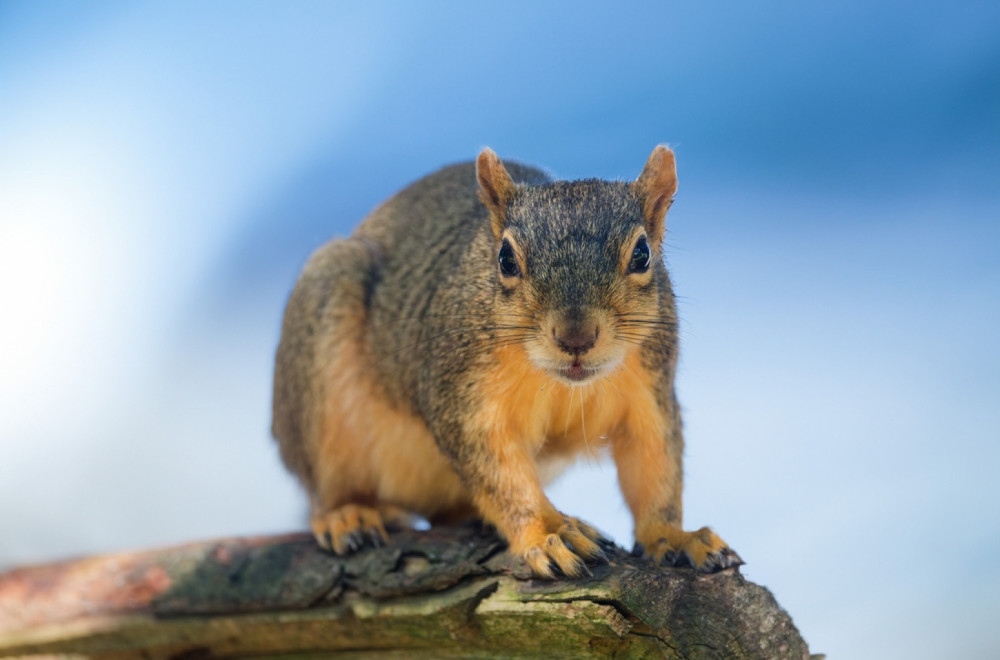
xmin=0 ymin=526 xmax=812 ymax=659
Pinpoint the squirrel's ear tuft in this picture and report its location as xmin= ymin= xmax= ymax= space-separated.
xmin=477 ymin=148 xmax=516 ymax=241
xmin=633 ymin=145 xmax=678 ymax=245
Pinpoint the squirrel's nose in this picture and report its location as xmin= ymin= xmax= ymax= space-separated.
xmin=553 ymin=325 xmax=599 ymax=357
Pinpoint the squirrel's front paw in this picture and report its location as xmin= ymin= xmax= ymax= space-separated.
xmin=511 ymin=515 xmax=610 ymax=579
xmin=634 ymin=524 xmax=743 ymax=573
xmin=311 ymin=503 xmax=393 ymax=555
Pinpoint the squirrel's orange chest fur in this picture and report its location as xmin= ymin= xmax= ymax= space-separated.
xmin=481 ymin=344 xmax=661 ymax=476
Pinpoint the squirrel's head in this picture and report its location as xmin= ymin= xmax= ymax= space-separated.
xmin=476 ymin=146 xmax=678 ymax=386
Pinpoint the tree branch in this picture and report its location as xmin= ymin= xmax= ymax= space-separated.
xmin=0 ymin=525 xmax=815 ymax=659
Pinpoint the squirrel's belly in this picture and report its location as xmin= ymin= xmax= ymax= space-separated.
xmin=316 ymin=388 xmax=470 ymax=519
xmin=311 ymin=328 xmax=470 ymax=520
xmin=368 ymin=404 xmax=470 ymax=518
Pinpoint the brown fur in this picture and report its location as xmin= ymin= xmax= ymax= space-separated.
xmin=272 ymin=146 xmax=741 ymax=575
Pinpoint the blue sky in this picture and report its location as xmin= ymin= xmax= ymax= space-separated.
xmin=1 ymin=2 xmax=998 ymax=657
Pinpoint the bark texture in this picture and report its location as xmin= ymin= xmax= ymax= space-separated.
xmin=0 ymin=525 xmax=813 ymax=659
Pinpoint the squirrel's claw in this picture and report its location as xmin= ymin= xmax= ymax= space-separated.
xmin=523 ymin=540 xmax=588 ymax=579
xmin=635 ymin=525 xmax=743 ymax=574
xmin=367 ymin=529 xmax=386 ymax=549
xmin=698 ymin=547 xmax=744 ymax=573
xmin=311 ymin=503 xmax=391 ymax=555
xmin=514 ymin=514 xmax=608 ymax=579
xmin=596 ymin=536 xmax=618 ymax=554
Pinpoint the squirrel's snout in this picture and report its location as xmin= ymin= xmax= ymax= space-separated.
xmin=553 ymin=325 xmax=599 ymax=358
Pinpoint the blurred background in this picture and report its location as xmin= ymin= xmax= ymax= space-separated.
xmin=1 ymin=1 xmax=997 ymax=657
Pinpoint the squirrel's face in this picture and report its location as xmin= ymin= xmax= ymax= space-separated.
xmin=491 ymin=181 xmax=665 ymax=385
xmin=477 ymin=146 xmax=678 ymax=386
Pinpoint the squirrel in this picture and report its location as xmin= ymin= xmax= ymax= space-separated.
xmin=271 ymin=146 xmax=742 ymax=577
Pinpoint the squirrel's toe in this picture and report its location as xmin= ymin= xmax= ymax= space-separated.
xmin=698 ymin=546 xmax=745 ymax=573
xmin=636 ymin=525 xmax=743 ymax=573
xmin=513 ymin=514 xmax=610 ymax=579
xmin=311 ymin=503 xmax=391 ymax=555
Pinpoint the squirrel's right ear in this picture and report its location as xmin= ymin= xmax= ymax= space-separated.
xmin=633 ymin=145 xmax=678 ymax=246
xmin=477 ymin=148 xmax=516 ymax=241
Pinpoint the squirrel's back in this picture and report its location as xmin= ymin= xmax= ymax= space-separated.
xmin=355 ymin=160 xmax=550 ymax=252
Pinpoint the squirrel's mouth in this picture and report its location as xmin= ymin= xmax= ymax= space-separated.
xmin=529 ymin=347 xmax=625 ymax=386
xmin=558 ymin=359 xmax=597 ymax=383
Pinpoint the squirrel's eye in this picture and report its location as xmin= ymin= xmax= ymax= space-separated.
xmin=498 ymin=239 xmax=520 ymax=278
xmin=628 ymin=236 xmax=651 ymax=274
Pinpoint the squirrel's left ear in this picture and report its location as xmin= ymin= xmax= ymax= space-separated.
xmin=633 ymin=145 xmax=678 ymax=246
xmin=477 ymin=148 xmax=516 ymax=241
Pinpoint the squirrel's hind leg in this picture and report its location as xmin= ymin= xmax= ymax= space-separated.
xmin=311 ymin=503 xmax=416 ymax=554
